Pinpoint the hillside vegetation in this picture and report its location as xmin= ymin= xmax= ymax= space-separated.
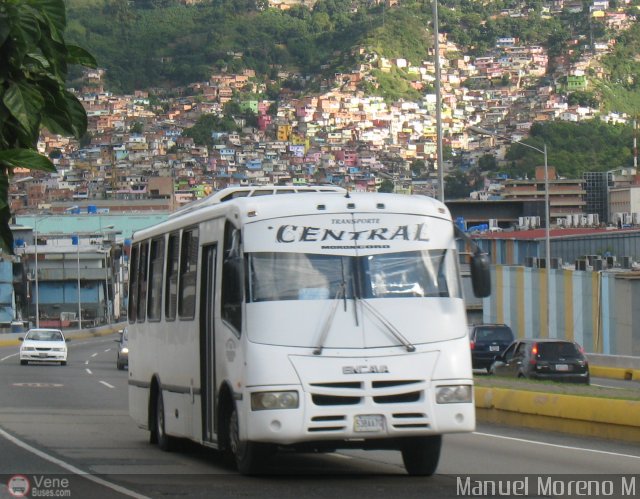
xmin=62 ymin=0 xmax=640 ymax=176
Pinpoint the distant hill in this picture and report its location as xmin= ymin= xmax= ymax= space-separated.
xmin=64 ymin=0 xmax=640 ymax=115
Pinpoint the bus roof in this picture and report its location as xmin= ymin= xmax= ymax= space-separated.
xmin=133 ymin=192 xmax=450 ymax=242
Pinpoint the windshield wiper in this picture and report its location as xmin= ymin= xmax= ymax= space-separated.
xmin=313 ymin=282 xmax=345 ymax=356
xmin=359 ymin=299 xmax=416 ymax=352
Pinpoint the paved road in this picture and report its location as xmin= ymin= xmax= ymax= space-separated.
xmin=0 ymin=336 xmax=639 ymax=498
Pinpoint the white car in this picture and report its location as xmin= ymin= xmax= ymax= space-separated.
xmin=19 ymin=328 xmax=68 ymax=366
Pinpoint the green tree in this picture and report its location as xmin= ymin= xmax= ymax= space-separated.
xmin=378 ymin=179 xmax=394 ymax=193
xmin=0 ymin=0 xmax=96 ymax=253
xmin=130 ymin=121 xmax=144 ymax=134
xmin=444 ymin=170 xmax=472 ymax=200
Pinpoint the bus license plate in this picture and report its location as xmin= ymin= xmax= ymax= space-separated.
xmin=354 ymin=415 xmax=385 ymax=433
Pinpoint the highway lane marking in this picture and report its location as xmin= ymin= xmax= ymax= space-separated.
xmin=91 ymin=353 xmax=98 ymax=358
xmin=0 ymin=426 xmax=150 ymax=499
xmin=12 ymin=383 xmax=63 ymax=388
xmin=85 ymin=360 xmax=89 ymax=365
xmin=474 ymin=431 xmax=640 ymax=460
xmin=104 ymin=348 xmax=111 ymax=352
xmin=1 ymin=353 xmax=17 ymax=361
xmin=591 ymin=383 xmax=625 ymax=389
xmin=99 ymin=381 xmax=115 ymax=389
xmin=86 ymin=369 xmax=92 ymax=375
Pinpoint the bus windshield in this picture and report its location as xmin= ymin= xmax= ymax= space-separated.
xmin=247 ymin=250 xmax=461 ymax=302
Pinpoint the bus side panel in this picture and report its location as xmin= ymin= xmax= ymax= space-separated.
xmin=129 ymin=384 xmax=149 ymax=430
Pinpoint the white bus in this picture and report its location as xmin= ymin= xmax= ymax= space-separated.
xmin=127 ymin=188 xmax=490 ymax=475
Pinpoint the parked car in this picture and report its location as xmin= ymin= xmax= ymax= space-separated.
xmin=115 ymin=328 xmax=128 ymax=370
xmin=490 ymin=338 xmax=590 ymax=384
xmin=19 ymin=328 xmax=68 ymax=366
xmin=469 ymin=323 xmax=514 ymax=372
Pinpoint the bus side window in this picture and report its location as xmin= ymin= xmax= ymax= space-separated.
xmin=222 ymin=222 xmax=242 ymax=334
xmin=128 ymin=244 xmax=139 ymax=323
xmin=137 ymin=242 xmax=148 ymax=323
xmin=165 ymin=232 xmax=179 ymax=321
xmin=179 ymin=228 xmax=199 ymax=320
xmin=147 ymin=237 xmax=164 ymax=322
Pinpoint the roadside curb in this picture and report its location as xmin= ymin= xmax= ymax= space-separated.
xmin=475 ymin=386 xmax=640 ymax=443
xmin=590 ymin=365 xmax=640 ymax=381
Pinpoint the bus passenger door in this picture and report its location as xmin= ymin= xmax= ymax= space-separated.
xmin=200 ymin=244 xmax=217 ymax=443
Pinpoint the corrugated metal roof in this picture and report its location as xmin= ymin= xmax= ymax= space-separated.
xmin=473 ymin=227 xmax=640 ymax=241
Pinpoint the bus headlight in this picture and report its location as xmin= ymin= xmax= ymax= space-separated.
xmin=251 ymin=391 xmax=299 ymax=411
xmin=435 ymin=385 xmax=472 ymax=404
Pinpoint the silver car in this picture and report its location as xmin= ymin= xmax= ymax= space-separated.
xmin=116 ymin=328 xmax=129 ymax=370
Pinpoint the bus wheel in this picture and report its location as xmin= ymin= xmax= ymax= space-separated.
xmin=155 ymin=391 xmax=174 ymax=451
xmin=228 ymin=404 xmax=270 ymax=475
xmin=401 ymin=435 xmax=442 ymax=476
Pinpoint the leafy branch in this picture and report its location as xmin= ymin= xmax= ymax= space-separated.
xmin=0 ymin=0 xmax=96 ymax=253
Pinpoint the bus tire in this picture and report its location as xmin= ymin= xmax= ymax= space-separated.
xmin=401 ymin=435 xmax=442 ymax=476
xmin=228 ymin=403 xmax=270 ymax=475
xmin=155 ymin=390 xmax=174 ymax=451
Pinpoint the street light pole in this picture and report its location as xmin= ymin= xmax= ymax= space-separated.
xmin=100 ymin=225 xmax=115 ymax=325
xmin=543 ymin=143 xmax=550 ymax=268
xmin=76 ymin=235 xmax=82 ymax=330
xmin=469 ymin=126 xmax=552 ymax=335
xmin=433 ymin=0 xmax=444 ymax=202
xmin=34 ymin=221 xmax=39 ymax=328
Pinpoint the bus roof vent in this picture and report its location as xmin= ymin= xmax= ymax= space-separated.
xmin=376 ymin=203 xmax=385 ymax=209
xmin=347 ymin=203 xmax=356 ymax=209
xmin=169 ymin=185 xmax=346 ymax=218
xmin=317 ymin=204 xmax=326 ymax=211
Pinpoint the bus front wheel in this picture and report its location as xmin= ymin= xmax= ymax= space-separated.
xmin=227 ymin=404 xmax=271 ymax=475
xmin=401 ymin=435 xmax=442 ymax=476
xmin=155 ymin=391 xmax=175 ymax=451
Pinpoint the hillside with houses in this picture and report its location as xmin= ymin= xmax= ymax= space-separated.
xmin=10 ymin=0 xmax=640 ymax=218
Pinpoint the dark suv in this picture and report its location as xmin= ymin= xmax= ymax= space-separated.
xmin=490 ymin=339 xmax=590 ymax=384
xmin=469 ymin=324 xmax=514 ymax=372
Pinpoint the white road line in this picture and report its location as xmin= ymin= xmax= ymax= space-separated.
xmin=591 ymin=383 xmax=624 ymax=389
xmin=474 ymin=432 xmax=640 ymax=460
xmin=84 ymin=360 xmax=89 ymax=365
xmin=1 ymin=353 xmax=17 ymax=361
xmin=99 ymin=381 xmax=115 ymax=389
xmin=0 ymin=426 xmax=149 ymax=498
xmin=104 ymin=348 xmax=111 ymax=353
xmin=86 ymin=369 xmax=92 ymax=375
xmin=91 ymin=353 xmax=98 ymax=358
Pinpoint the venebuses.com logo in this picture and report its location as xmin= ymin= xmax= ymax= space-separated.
xmin=7 ymin=475 xmax=30 ymax=497
xmin=6 ymin=474 xmax=71 ymax=497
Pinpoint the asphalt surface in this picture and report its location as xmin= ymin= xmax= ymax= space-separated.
xmin=0 ymin=335 xmax=639 ymax=498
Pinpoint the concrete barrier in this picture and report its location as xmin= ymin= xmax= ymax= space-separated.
xmin=0 ymin=324 xmax=124 ymax=347
xmin=587 ymin=354 xmax=640 ymax=381
xmin=475 ymin=386 xmax=640 ymax=443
